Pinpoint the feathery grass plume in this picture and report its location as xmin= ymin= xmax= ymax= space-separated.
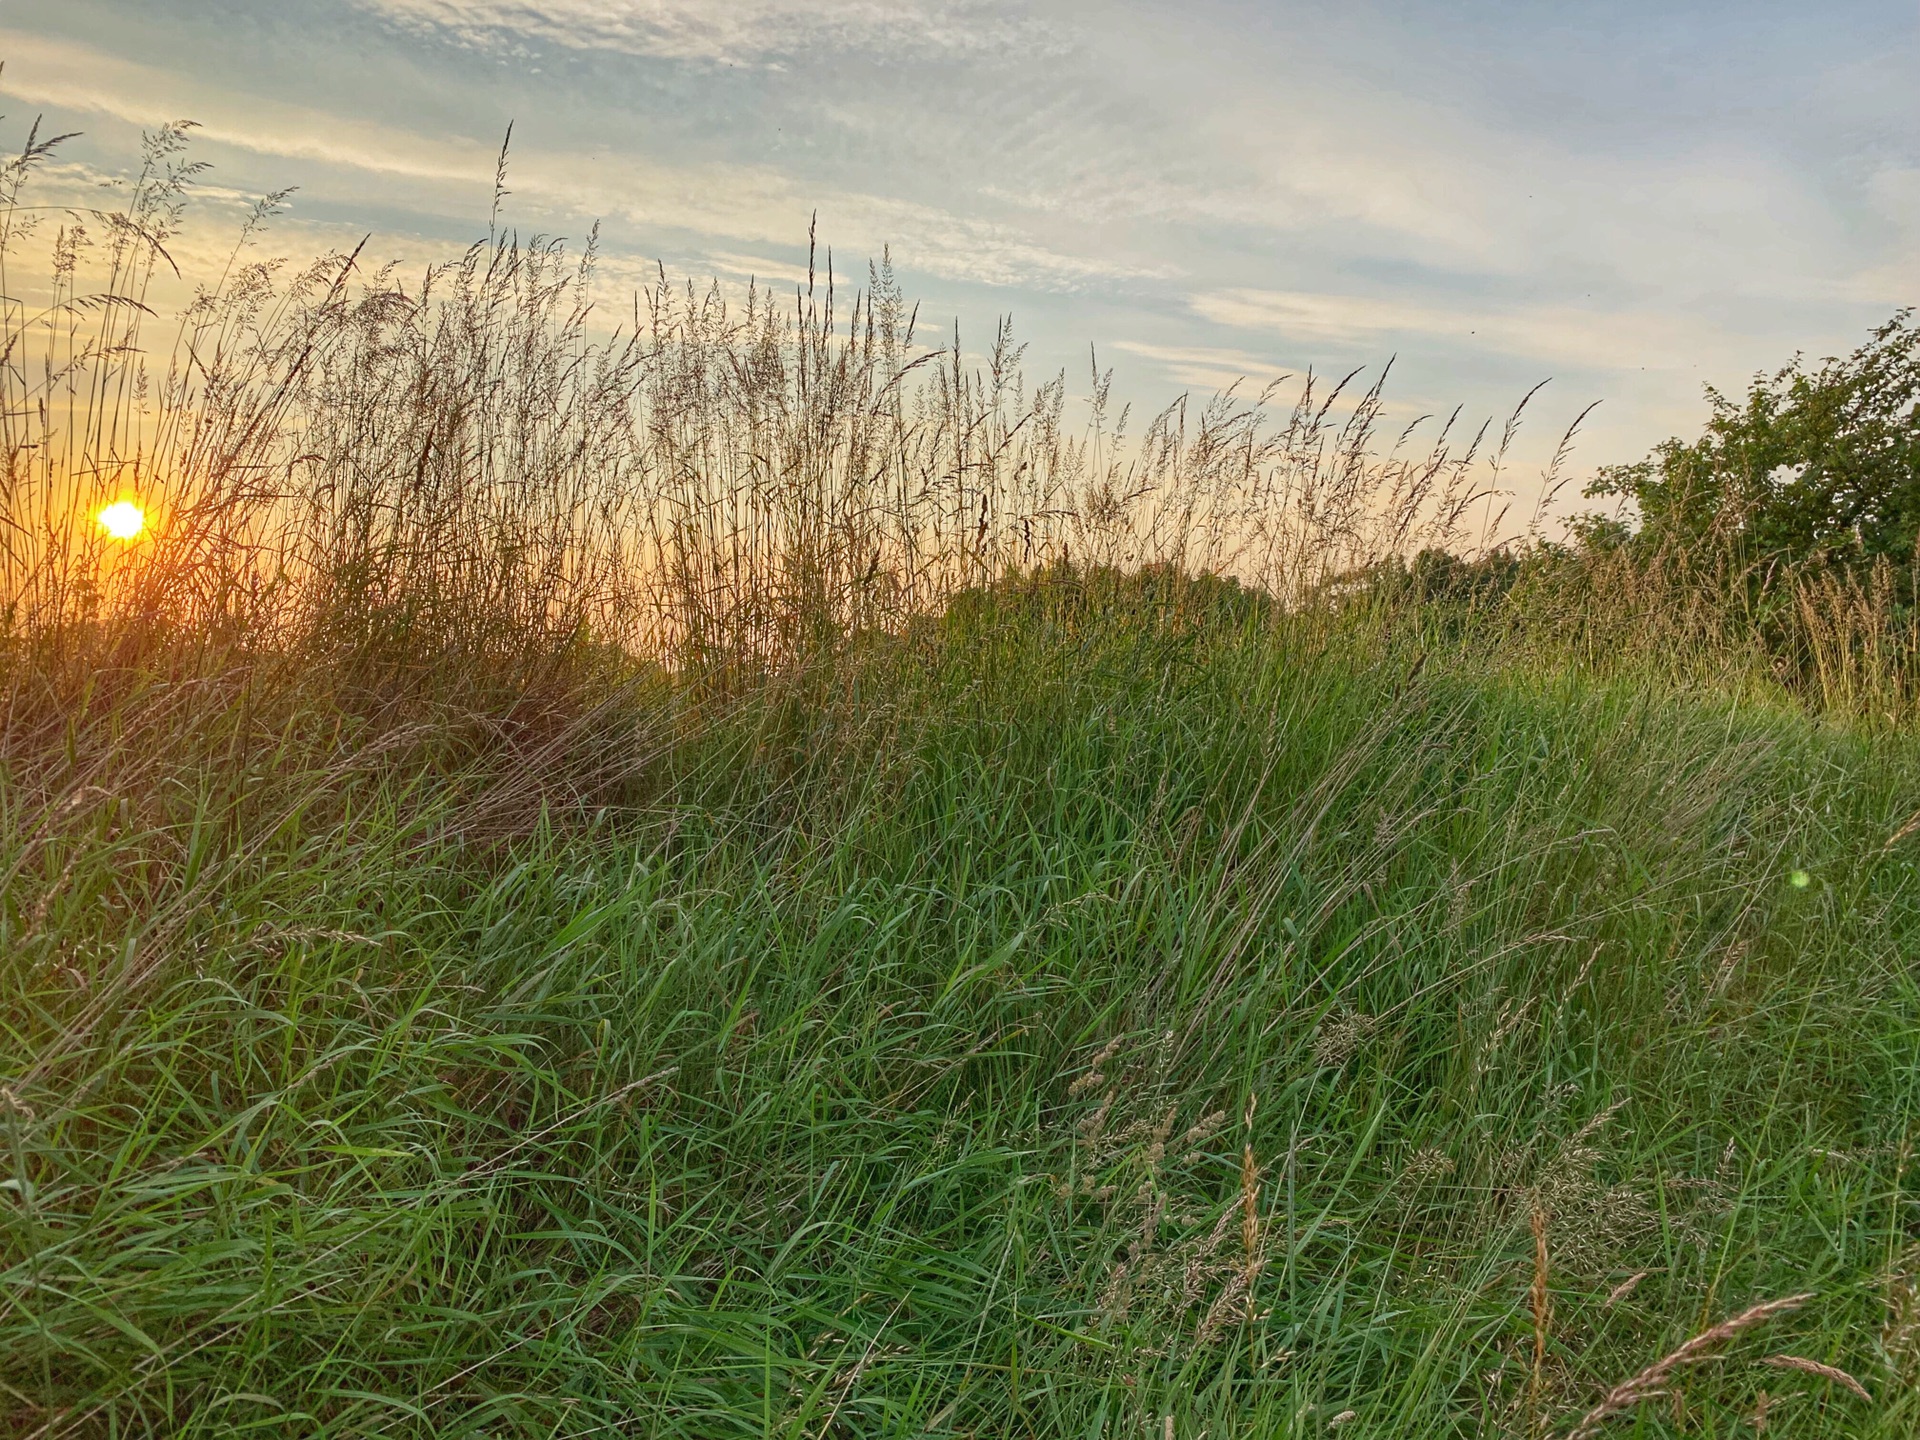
xmin=1241 ymin=1091 xmax=1261 ymax=1264
xmin=1762 ymin=1355 xmax=1871 ymax=1402
xmin=1603 ymin=1272 xmax=1649 ymax=1309
xmin=1564 ymin=1294 xmax=1814 ymax=1440
xmin=1529 ymin=1198 xmax=1553 ymax=1429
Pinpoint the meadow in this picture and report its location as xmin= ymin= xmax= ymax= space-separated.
xmin=3 ymin=125 xmax=1918 ymax=1438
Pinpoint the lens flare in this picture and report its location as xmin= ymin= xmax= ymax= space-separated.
xmin=97 ymin=500 xmax=146 ymax=540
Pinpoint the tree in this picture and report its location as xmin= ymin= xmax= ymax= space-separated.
xmin=1585 ymin=310 xmax=1920 ymax=569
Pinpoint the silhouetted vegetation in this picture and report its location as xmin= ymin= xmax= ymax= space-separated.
xmin=1588 ymin=310 xmax=1920 ymax=572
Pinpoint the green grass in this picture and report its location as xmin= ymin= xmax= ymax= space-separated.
xmin=6 ymin=597 xmax=1919 ymax=1438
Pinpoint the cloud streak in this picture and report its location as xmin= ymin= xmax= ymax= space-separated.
xmin=0 ymin=27 xmax=1155 ymax=296
xmin=348 ymin=0 xmax=1058 ymax=65
xmin=1188 ymin=288 xmax=1748 ymax=379
xmin=0 ymin=29 xmax=494 ymax=187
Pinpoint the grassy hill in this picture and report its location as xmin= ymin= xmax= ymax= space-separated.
xmin=7 ymin=585 xmax=1919 ymax=1437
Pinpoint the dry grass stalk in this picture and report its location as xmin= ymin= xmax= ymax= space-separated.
xmin=1761 ymin=1354 xmax=1871 ymax=1402
xmin=1241 ymin=1091 xmax=1261 ymax=1264
xmin=1564 ymin=1293 xmax=1814 ymax=1440
xmin=1885 ymin=1247 xmax=1920 ymax=1384
xmin=1529 ymin=1199 xmax=1552 ymax=1430
xmin=1885 ymin=807 xmax=1920 ymax=851
xmin=1069 ymin=1035 xmax=1126 ymax=1098
xmin=1603 ymin=1272 xmax=1648 ymax=1309
xmin=1189 ymin=1093 xmax=1267 ymax=1346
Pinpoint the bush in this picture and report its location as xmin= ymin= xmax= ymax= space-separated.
xmin=1586 ymin=310 xmax=1920 ymax=571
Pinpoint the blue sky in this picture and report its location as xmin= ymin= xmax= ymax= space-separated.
xmin=4 ymin=0 xmax=1917 ymax=513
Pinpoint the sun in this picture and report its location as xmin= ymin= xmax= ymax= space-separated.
xmin=96 ymin=500 xmax=147 ymax=541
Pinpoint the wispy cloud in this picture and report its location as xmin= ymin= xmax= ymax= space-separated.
xmin=701 ymin=251 xmax=817 ymax=288
xmin=1190 ymin=288 xmax=1766 ymax=380
xmin=484 ymin=145 xmax=1171 ymax=292
xmin=347 ymin=0 xmax=1058 ymax=65
xmin=0 ymin=27 xmax=1150 ymax=295
xmin=1107 ymin=340 xmax=1294 ymax=394
xmin=0 ymin=29 xmax=493 ymax=187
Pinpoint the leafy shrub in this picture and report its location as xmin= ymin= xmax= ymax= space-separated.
xmin=1587 ymin=310 xmax=1920 ymax=571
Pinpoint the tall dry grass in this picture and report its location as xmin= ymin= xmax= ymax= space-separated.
xmin=6 ymin=119 xmax=1915 ymax=742
xmin=1 ymin=126 xmax=1540 ymax=706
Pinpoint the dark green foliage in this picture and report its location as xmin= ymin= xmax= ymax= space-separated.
xmin=1588 ymin=311 xmax=1920 ymax=569
xmin=1407 ymin=546 xmax=1520 ymax=603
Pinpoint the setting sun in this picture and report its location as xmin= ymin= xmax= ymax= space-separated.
xmin=97 ymin=500 xmax=146 ymax=541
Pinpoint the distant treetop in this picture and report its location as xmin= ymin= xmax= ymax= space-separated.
xmin=1585 ymin=309 xmax=1920 ymax=569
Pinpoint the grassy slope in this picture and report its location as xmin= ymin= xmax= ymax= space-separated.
xmin=5 ymin=604 xmax=1920 ymax=1437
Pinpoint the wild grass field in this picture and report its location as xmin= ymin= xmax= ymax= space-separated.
xmin=3 ymin=124 xmax=1919 ymax=1438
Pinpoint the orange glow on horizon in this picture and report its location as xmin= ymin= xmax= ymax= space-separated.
xmin=97 ymin=500 xmax=147 ymax=541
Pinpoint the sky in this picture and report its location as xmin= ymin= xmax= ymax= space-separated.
xmin=3 ymin=0 xmax=1918 ymax=520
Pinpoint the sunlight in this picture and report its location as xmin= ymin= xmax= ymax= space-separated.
xmin=97 ymin=499 xmax=147 ymax=541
